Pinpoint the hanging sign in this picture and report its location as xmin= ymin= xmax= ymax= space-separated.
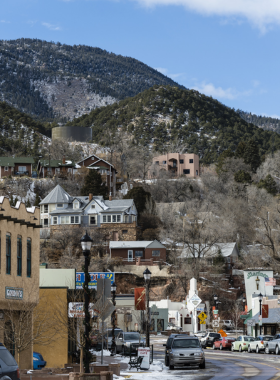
xmin=76 ymin=272 xmax=115 ymax=289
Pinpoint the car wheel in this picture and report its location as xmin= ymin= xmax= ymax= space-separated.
xmin=231 ymin=345 xmax=234 ymax=352
xmin=239 ymin=345 xmax=242 ymax=352
xmin=220 ymin=344 xmax=223 ymax=351
xmin=276 ymin=345 xmax=279 ymax=355
xmin=265 ymin=346 xmax=270 ymax=354
xmin=256 ymin=346 xmax=259 ymax=354
xmin=248 ymin=345 xmax=251 ymax=353
xmin=199 ymin=360 xmax=206 ymax=369
xmin=169 ymin=364 xmax=174 ymax=370
xmin=165 ymin=356 xmax=169 ymax=367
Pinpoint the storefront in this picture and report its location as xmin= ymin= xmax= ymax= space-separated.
xmin=150 ymin=306 xmax=168 ymax=333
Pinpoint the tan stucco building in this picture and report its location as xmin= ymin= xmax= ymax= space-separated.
xmin=149 ymin=153 xmax=200 ymax=178
xmin=0 ymin=197 xmax=40 ymax=369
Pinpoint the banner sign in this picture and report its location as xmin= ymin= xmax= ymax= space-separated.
xmin=68 ymin=302 xmax=96 ymax=318
xmin=262 ymin=304 xmax=269 ymax=318
xmin=5 ymin=287 xmax=23 ymax=300
xmin=134 ymin=287 xmax=146 ymax=310
xmin=76 ymin=272 xmax=115 ymax=289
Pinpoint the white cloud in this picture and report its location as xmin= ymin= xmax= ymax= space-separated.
xmin=42 ymin=22 xmax=61 ymax=31
xmin=0 ymin=20 xmax=10 ymax=24
xmin=133 ymin=0 xmax=280 ymax=31
xmin=192 ymin=81 xmax=252 ymax=100
xmin=155 ymin=67 xmax=168 ymax=75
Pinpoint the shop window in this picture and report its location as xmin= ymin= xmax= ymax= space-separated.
xmin=27 ymin=238 xmax=31 ymax=277
xmin=17 ymin=236 xmax=22 ymax=276
xmin=169 ymin=318 xmax=175 ymax=324
xmin=184 ymin=317 xmax=191 ymax=324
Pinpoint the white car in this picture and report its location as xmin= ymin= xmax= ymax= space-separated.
xmin=248 ymin=335 xmax=274 ymax=353
xmin=166 ymin=323 xmax=182 ymax=331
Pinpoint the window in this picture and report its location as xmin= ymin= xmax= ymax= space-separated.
xmin=180 ymin=159 xmax=184 ymax=164
xmin=184 ymin=317 xmax=191 ymax=324
xmin=189 ymin=159 xmax=193 ymax=163
xmin=113 ymin=215 xmax=116 ymax=223
xmin=196 ymin=170 xmax=198 ymax=176
xmin=43 ymin=219 xmax=48 ymax=226
xmin=67 ymin=168 xmax=72 ymax=173
xmin=135 ymin=251 xmax=143 ymax=257
xmin=18 ymin=166 xmax=26 ymax=173
xmin=162 ymin=161 xmax=166 ymax=164
xmin=75 ymin=216 xmax=79 ymax=224
xmin=124 ymin=216 xmax=129 ymax=223
xmin=27 ymin=238 xmax=31 ymax=277
xmin=55 ymin=168 xmax=60 ymax=173
xmin=117 ymin=215 xmax=121 ymax=222
xmin=4 ymin=167 xmax=8 ymax=172
xmin=61 ymin=216 xmax=70 ymax=224
xmin=6 ymin=234 xmax=11 ymax=275
xmin=70 ymin=216 xmax=80 ymax=224
xmin=0 ymin=232 xmax=1 ymax=271
xmin=103 ymin=215 xmax=106 ymax=223
xmin=122 ymin=230 xmax=128 ymax=234
xmin=53 ymin=216 xmax=58 ymax=225
xmin=17 ymin=236 xmax=22 ymax=276
xmin=89 ymin=216 xmax=96 ymax=225
xmin=57 ymin=204 xmax=63 ymax=208
xmin=73 ymin=202 xmax=79 ymax=209
xmin=91 ymin=204 xmax=95 ymax=209
xmin=44 ymin=205 xmax=48 ymax=213
xmin=107 ymin=215 xmax=111 ymax=223
xmin=183 ymin=169 xmax=190 ymax=174
xmin=152 ymin=250 xmax=160 ymax=256
xmin=155 ymin=161 xmax=159 ymax=165
xmin=169 ymin=318 xmax=175 ymax=324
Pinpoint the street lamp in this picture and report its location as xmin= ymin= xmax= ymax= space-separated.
xmin=258 ymin=292 xmax=263 ymax=335
xmin=110 ymin=282 xmax=117 ymax=356
xmin=213 ymin=294 xmax=218 ymax=308
xmin=143 ymin=268 xmax=151 ymax=348
xmin=80 ymin=231 xmax=93 ymax=374
xmin=243 ymin=296 xmax=246 ymax=334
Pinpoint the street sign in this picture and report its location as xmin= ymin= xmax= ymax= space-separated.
xmin=197 ymin=306 xmax=204 ymax=311
xmin=198 ymin=312 xmax=207 ymax=321
xmin=212 ymin=320 xmax=219 ymax=327
xmin=258 ymin=315 xmax=262 ymax=320
xmin=247 ymin=319 xmax=255 ymax=327
xmin=214 ymin=314 xmax=219 ymax=319
xmin=188 ymin=294 xmax=202 ymax=308
xmin=219 ymin=329 xmax=227 ymax=337
xmin=213 ymin=310 xmax=219 ymax=315
xmin=200 ymin=321 xmax=206 ymax=325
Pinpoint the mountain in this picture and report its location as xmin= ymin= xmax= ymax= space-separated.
xmin=67 ymin=85 xmax=280 ymax=164
xmin=0 ymin=38 xmax=183 ymax=122
xmin=239 ymin=111 xmax=280 ymax=134
xmin=0 ymin=101 xmax=49 ymax=156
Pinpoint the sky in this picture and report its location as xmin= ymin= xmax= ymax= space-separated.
xmin=1 ymin=0 xmax=280 ymax=118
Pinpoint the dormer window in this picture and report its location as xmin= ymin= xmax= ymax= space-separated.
xmin=73 ymin=202 xmax=79 ymax=209
xmin=91 ymin=204 xmax=95 ymax=209
xmin=57 ymin=204 xmax=63 ymax=208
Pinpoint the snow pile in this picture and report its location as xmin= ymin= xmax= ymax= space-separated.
xmin=90 ymin=349 xmax=112 ymax=357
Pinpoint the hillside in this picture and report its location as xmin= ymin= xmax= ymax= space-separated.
xmin=0 ymin=101 xmax=49 ymax=156
xmin=68 ymin=85 xmax=280 ymax=163
xmin=0 ymin=38 xmax=183 ymax=122
xmin=239 ymin=111 xmax=280 ymax=134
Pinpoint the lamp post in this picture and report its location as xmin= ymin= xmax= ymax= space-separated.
xmin=80 ymin=231 xmax=93 ymax=374
xmin=258 ymin=292 xmax=263 ymax=335
xmin=243 ymin=296 xmax=246 ymax=334
xmin=213 ymin=294 xmax=218 ymax=309
xmin=110 ymin=282 xmax=117 ymax=356
xmin=144 ymin=268 xmax=151 ymax=348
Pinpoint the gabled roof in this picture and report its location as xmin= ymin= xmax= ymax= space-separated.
xmin=110 ymin=240 xmax=166 ymax=249
xmin=77 ymin=154 xmax=115 ymax=169
xmin=0 ymin=157 xmax=35 ymax=167
xmin=39 ymin=184 xmax=72 ymax=205
xmin=178 ymin=242 xmax=238 ymax=259
xmin=39 ymin=159 xmax=75 ymax=168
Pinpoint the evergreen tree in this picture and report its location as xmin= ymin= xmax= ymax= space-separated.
xmin=257 ymin=175 xmax=278 ymax=195
xmin=81 ymin=170 xmax=109 ymax=198
xmin=9 ymin=195 xmax=15 ymax=206
xmin=25 ymin=198 xmax=31 ymax=208
xmin=234 ymin=170 xmax=252 ymax=183
xmin=123 ymin=187 xmax=155 ymax=216
xmin=243 ymin=139 xmax=261 ymax=173
xmin=34 ymin=192 xmax=40 ymax=207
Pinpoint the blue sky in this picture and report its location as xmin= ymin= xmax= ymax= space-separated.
xmin=1 ymin=0 xmax=280 ymax=118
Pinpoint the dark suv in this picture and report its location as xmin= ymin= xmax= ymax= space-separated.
xmin=163 ymin=334 xmax=188 ymax=366
xmin=0 ymin=344 xmax=20 ymax=380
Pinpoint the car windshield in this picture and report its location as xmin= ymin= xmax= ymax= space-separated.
xmin=172 ymin=339 xmax=200 ymax=348
xmin=124 ymin=333 xmax=140 ymax=340
xmin=263 ymin=336 xmax=274 ymax=341
xmin=210 ymin=333 xmax=220 ymax=337
xmin=244 ymin=337 xmax=255 ymax=342
xmin=0 ymin=349 xmax=17 ymax=366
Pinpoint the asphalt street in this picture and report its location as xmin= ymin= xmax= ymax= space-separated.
xmin=149 ymin=335 xmax=280 ymax=379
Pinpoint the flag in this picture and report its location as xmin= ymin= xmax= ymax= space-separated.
xmin=134 ymin=287 xmax=146 ymax=310
xmin=265 ymin=277 xmax=276 ymax=286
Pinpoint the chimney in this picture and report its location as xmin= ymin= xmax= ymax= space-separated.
xmin=89 ymin=193 xmax=93 ymax=201
xmin=62 ymin=156 xmax=66 ymax=165
xmin=109 ymin=192 xmax=112 ymax=201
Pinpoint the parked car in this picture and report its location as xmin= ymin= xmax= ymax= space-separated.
xmin=231 ymin=336 xmax=255 ymax=352
xmin=213 ymin=337 xmax=236 ymax=350
xmin=163 ymin=333 xmax=189 ymax=366
xmin=33 ymin=352 xmax=46 ymax=370
xmin=248 ymin=335 xmax=274 ymax=353
xmin=222 ymin=320 xmax=234 ymax=330
xmin=166 ymin=323 xmax=182 ymax=331
xmin=0 ymin=343 xmax=20 ymax=380
xmin=104 ymin=328 xmax=123 ymax=349
xmin=115 ymin=332 xmax=145 ymax=355
xmin=201 ymin=332 xmax=221 ymax=348
xmin=264 ymin=334 xmax=280 ymax=354
xmin=168 ymin=335 xmax=205 ymax=370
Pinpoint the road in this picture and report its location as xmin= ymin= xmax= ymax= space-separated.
xmin=150 ymin=335 xmax=280 ymax=379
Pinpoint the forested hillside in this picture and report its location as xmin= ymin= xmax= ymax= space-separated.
xmin=0 ymin=38 xmax=183 ymax=121
xmin=68 ymin=85 xmax=280 ymax=164
xmin=0 ymin=102 xmax=49 ymax=156
xmin=239 ymin=111 xmax=280 ymax=134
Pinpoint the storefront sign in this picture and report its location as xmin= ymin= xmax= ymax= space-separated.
xmin=5 ymin=287 xmax=23 ymax=300
xmin=68 ymin=302 xmax=96 ymax=318
xmin=76 ymin=272 xmax=115 ymax=289
xmin=247 ymin=271 xmax=268 ymax=280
